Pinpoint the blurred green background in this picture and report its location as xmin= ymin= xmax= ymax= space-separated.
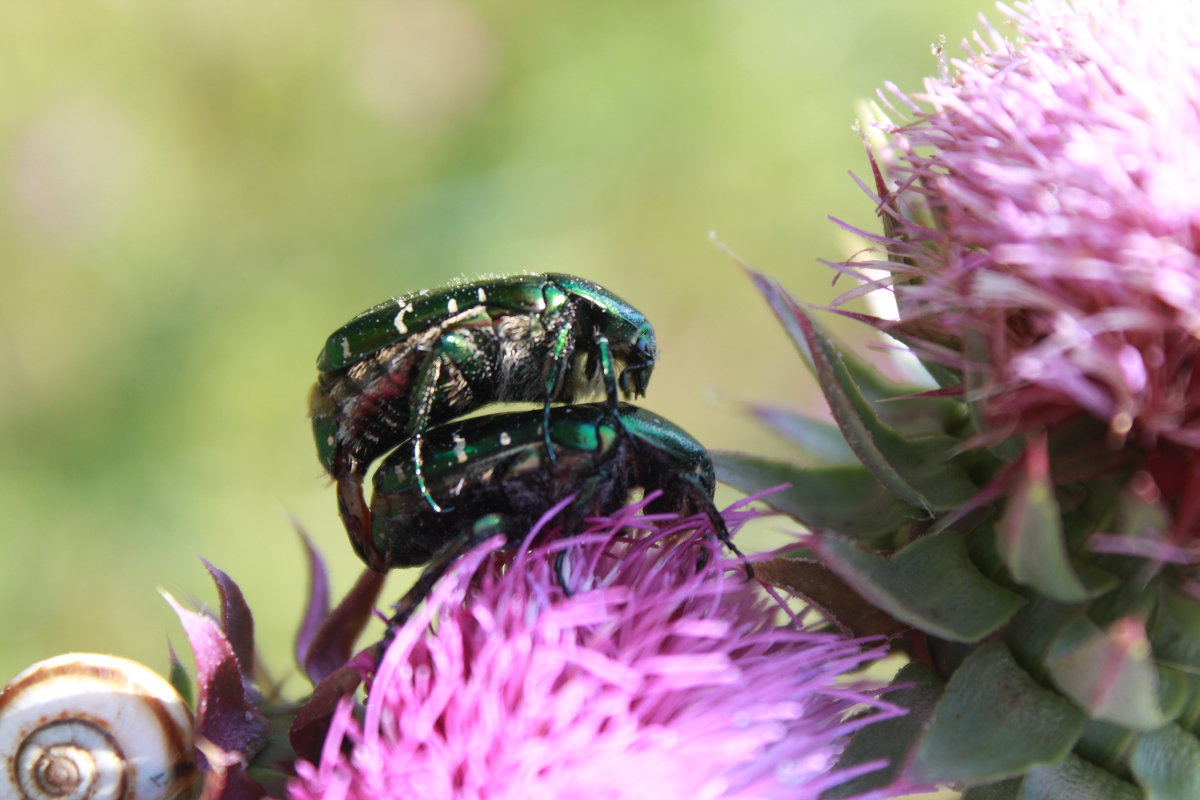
xmin=0 ymin=0 xmax=992 ymax=685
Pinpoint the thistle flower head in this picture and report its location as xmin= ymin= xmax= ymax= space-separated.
xmin=289 ymin=503 xmax=894 ymax=800
xmin=848 ymin=0 xmax=1200 ymax=447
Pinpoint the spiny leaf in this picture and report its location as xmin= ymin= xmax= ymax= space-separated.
xmin=302 ymin=567 xmax=386 ymax=686
xmin=713 ymin=451 xmax=920 ymax=541
xmin=293 ymin=521 xmax=331 ymax=676
xmin=202 ymin=560 xmax=257 ymax=679
xmin=744 ymin=268 xmax=979 ymax=510
xmin=1046 ymin=616 xmax=1166 ymax=730
xmin=1003 ymin=594 xmax=1080 ymax=683
xmin=997 ymin=438 xmax=1093 ymax=603
xmin=815 ymin=533 xmax=1024 ymax=642
xmin=163 ymin=591 xmax=271 ymax=761
xmin=910 ymin=643 xmax=1086 ymax=785
xmin=753 ymin=556 xmax=908 ymax=638
xmin=1075 ymin=719 xmax=1137 ymax=776
xmin=1130 ymin=723 xmax=1200 ymax=800
xmin=1151 ymin=587 xmax=1200 ymax=667
xmin=1021 ymin=753 xmax=1142 ymax=800
xmin=1149 ymin=590 xmax=1200 ymax=729
xmin=1157 ymin=666 xmax=1191 ymax=724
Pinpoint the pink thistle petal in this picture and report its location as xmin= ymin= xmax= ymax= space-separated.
xmin=288 ymin=508 xmax=896 ymax=800
xmin=839 ymin=0 xmax=1200 ymax=449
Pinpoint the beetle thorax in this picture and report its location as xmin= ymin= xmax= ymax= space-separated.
xmin=493 ymin=314 xmax=557 ymax=397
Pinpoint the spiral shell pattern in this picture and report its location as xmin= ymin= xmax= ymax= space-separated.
xmin=0 ymin=653 xmax=197 ymax=800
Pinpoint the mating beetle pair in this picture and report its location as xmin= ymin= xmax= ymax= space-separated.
xmin=310 ymin=272 xmax=743 ymax=625
xmin=309 ymin=273 xmax=655 ymax=551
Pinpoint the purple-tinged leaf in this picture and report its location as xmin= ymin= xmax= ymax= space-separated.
xmin=290 ymin=665 xmax=364 ymax=766
xmin=755 ymin=555 xmax=907 ymax=639
xmin=292 ymin=524 xmax=331 ymax=676
xmin=909 ymin=643 xmax=1085 ymax=786
xmin=195 ymin=762 xmax=273 ymax=800
xmin=1130 ymin=723 xmax=1200 ymax=798
xmin=745 ymin=267 xmax=978 ymax=511
xmin=1046 ymin=616 xmax=1166 ymax=730
xmin=998 ymin=438 xmax=1092 ymax=603
xmin=814 ymin=533 xmax=1023 ymax=642
xmin=165 ymin=591 xmax=270 ymax=763
xmin=303 ymin=567 xmax=385 ymax=685
xmin=202 ymin=560 xmax=257 ymax=679
xmin=713 ymin=451 xmax=920 ymax=542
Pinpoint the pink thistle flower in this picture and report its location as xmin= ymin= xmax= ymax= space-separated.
xmin=840 ymin=0 xmax=1200 ymax=451
xmin=288 ymin=503 xmax=895 ymax=800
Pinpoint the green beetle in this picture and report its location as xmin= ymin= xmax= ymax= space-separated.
xmin=309 ymin=273 xmax=656 ymax=555
xmin=365 ymin=403 xmax=747 ymax=634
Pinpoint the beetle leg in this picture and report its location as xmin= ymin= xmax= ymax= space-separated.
xmin=553 ymin=550 xmax=573 ymax=596
xmin=673 ymin=475 xmax=754 ymax=581
xmin=329 ymin=445 xmax=388 ymax=572
xmin=593 ymin=332 xmax=620 ymax=411
xmin=376 ymin=515 xmax=512 ymax=669
xmin=540 ymin=307 xmax=576 ymax=464
xmin=552 ymin=472 xmax=612 ymax=596
xmin=591 ymin=333 xmax=639 ymax=455
xmin=408 ymin=349 xmax=449 ymax=513
xmin=595 ymin=333 xmax=632 ymax=443
xmin=704 ymin=499 xmax=754 ymax=581
xmin=410 ymin=329 xmax=498 ymax=513
xmin=335 ymin=472 xmax=384 ymax=571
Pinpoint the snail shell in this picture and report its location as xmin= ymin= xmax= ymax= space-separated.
xmin=0 ymin=653 xmax=198 ymax=800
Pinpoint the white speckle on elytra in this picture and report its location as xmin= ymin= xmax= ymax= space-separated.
xmin=477 ymin=287 xmax=487 ymax=302
xmin=394 ymin=303 xmax=413 ymax=334
xmin=340 ymin=338 xmax=352 ymax=360
xmin=447 ymin=297 xmax=459 ymax=314
xmin=453 ymin=434 xmax=468 ymax=463
xmin=499 ymin=431 xmax=512 ymax=446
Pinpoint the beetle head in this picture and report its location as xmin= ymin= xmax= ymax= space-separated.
xmin=617 ymin=321 xmax=656 ymax=397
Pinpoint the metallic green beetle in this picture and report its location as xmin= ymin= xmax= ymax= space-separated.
xmin=365 ymin=402 xmax=746 ymax=632
xmin=309 ymin=273 xmax=656 ymax=557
